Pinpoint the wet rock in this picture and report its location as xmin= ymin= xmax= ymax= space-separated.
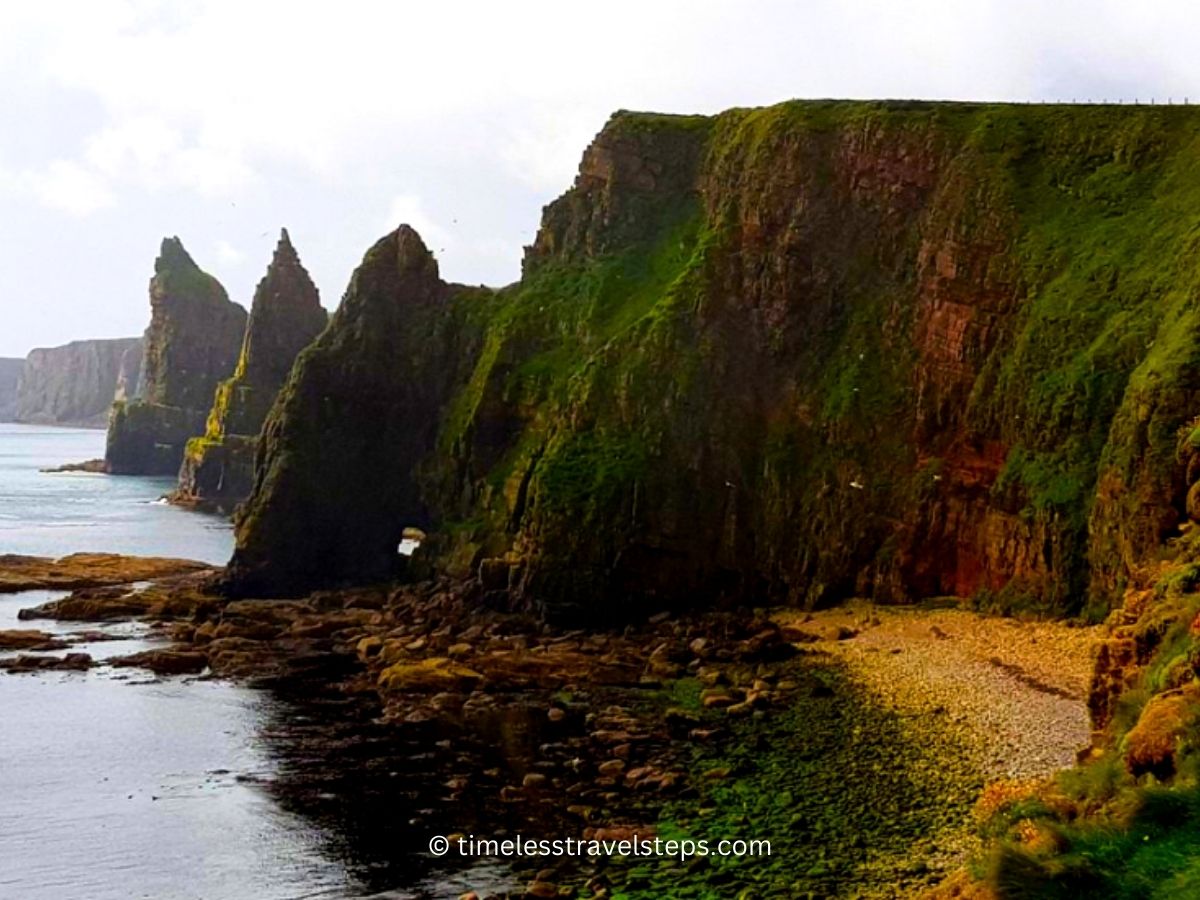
xmin=0 ymin=553 xmax=209 ymax=594
xmin=700 ymin=689 xmax=737 ymax=709
xmin=205 ymin=637 xmax=277 ymax=677
xmin=523 ymin=772 xmax=549 ymax=790
xmin=0 ymin=652 xmax=94 ymax=672
xmin=109 ymin=648 xmax=209 ymax=675
xmin=377 ymin=657 xmax=485 ymax=693
xmin=0 ymin=629 xmax=68 ymax=651
xmin=356 ymin=636 xmax=383 ymax=662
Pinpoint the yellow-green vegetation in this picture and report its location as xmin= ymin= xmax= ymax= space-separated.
xmin=376 ymin=657 xmax=484 ymax=693
xmin=974 ymin=534 xmax=1200 ymax=897
xmin=233 ymin=101 xmax=1200 ymax=623
xmin=176 ymin=230 xmax=326 ymax=508
xmin=587 ymin=662 xmax=986 ymax=898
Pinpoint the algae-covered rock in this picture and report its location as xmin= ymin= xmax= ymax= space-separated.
xmin=227 ymin=225 xmax=481 ymax=596
xmin=105 ymin=238 xmax=246 ymax=475
xmin=229 ymin=101 xmax=1200 ymax=622
xmin=175 ymin=229 xmax=327 ymax=510
xmin=376 ymin=657 xmax=485 ymax=693
xmin=106 ymin=399 xmax=207 ymax=475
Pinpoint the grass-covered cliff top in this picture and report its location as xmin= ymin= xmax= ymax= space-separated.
xmin=234 ymin=98 xmax=1200 ymax=628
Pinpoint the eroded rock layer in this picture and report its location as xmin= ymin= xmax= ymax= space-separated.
xmin=105 ymin=238 xmax=246 ymax=475
xmin=175 ymin=229 xmax=327 ymax=510
xmin=230 ymin=101 xmax=1200 ymax=621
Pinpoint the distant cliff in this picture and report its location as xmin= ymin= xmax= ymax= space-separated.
xmin=174 ymin=229 xmax=327 ymax=510
xmin=106 ymin=238 xmax=247 ymax=475
xmin=12 ymin=338 xmax=142 ymax=428
xmin=228 ymin=101 xmax=1200 ymax=623
xmin=0 ymin=358 xmax=21 ymax=421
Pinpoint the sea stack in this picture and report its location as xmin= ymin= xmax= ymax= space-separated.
xmin=174 ymin=229 xmax=327 ymax=510
xmin=227 ymin=225 xmax=457 ymax=596
xmin=226 ymin=103 xmax=1200 ymax=625
xmin=105 ymin=238 xmax=246 ymax=475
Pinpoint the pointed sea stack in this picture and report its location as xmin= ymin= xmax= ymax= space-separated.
xmin=226 ymin=103 xmax=1200 ymax=624
xmin=174 ymin=229 xmax=327 ymax=510
xmin=105 ymin=238 xmax=246 ymax=475
xmin=226 ymin=225 xmax=463 ymax=596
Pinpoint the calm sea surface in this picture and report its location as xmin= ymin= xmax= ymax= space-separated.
xmin=0 ymin=422 xmax=232 ymax=562
xmin=0 ymin=424 xmax=511 ymax=899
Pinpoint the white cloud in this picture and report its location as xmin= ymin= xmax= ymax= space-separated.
xmin=5 ymin=0 xmax=1200 ymax=354
xmin=499 ymin=110 xmax=601 ymax=193
xmin=0 ymin=159 xmax=116 ymax=217
xmin=31 ymin=161 xmax=115 ymax=215
xmin=10 ymin=0 xmax=1195 ymax=219
xmin=214 ymin=239 xmax=244 ymax=266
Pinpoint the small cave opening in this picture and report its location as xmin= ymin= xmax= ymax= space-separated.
xmin=397 ymin=526 xmax=426 ymax=557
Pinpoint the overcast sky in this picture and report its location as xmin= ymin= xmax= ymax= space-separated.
xmin=0 ymin=0 xmax=1195 ymax=357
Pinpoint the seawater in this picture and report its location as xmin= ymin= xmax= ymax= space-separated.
xmin=0 ymin=425 xmax=514 ymax=899
xmin=0 ymin=422 xmax=232 ymax=562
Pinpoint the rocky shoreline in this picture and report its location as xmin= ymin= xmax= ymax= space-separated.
xmin=0 ymin=555 xmax=1099 ymax=898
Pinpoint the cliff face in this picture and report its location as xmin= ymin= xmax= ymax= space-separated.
xmin=113 ymin=342 xmax=143 ymax=403
xmin=0 ymin=358 xmax=22 ymax=421
xmin=106 ymin=238 xmax=247 ymax=475
xmin=175 ymin=229 xmax=327 ymax=510
xmin=229 ymin=101 xmax=1200 ymax=622
xmin=12 ymin=338 xmax=142 ymax=428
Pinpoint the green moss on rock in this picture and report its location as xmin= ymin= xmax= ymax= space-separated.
xmin=175 ymin=230 xmax=327 ymax=510
xmin=229 ymin=101 xmax=1200 ymax=622
xmin=106 ymin=238 xmax=246 ymax=476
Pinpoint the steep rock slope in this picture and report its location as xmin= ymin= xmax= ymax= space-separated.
xmin=229 ymin=101 xmax=1200 ymax=622
xmin=105 ymin=238 xmax=247 ymax=475
xmin=0 ymin=358 xmax=22 ymax=421
xmin=229 ymin=226 xmax=486 ymax=595
xmin=13 ymin=338 xmax=142 ymax=427
xmin=175 ymin=229 xmax=327 ymax=510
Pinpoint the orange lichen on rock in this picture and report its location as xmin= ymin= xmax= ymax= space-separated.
xmin=1122 ymin=685 xmax=1200 ymax=778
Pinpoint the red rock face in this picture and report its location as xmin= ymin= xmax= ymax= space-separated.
xmin=231 ymin=103 xmax=1200 ymax=620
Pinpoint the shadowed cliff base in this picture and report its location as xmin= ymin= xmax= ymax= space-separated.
xmin=226 ymin=100 xmax=1200 ymax=626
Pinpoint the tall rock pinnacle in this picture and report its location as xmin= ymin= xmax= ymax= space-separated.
xmin=105 ymin=237 xmax=246 ymax=475
xmin=173 ymin=229 xmax=328 ymax=509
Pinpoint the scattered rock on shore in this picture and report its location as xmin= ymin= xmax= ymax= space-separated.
xmin=109 ymin=648 xmax=210 ymax=676
xmin=0 ymin=629 xmax=68 ymax=651
xmin=0 ymin=652 xmax=94 ymax=673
